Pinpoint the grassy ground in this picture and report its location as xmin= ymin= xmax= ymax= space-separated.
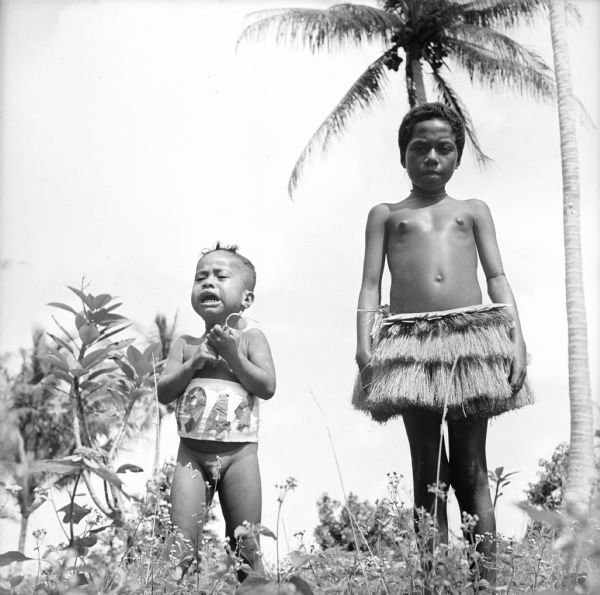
xmin=0 ymin=470 xmax=598 ymax=594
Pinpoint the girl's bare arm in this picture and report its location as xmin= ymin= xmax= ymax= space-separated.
xmin=471 ymin=199 xmax=527 ymax=391
xmin=356 ymin=204 xmax=389 ymax=369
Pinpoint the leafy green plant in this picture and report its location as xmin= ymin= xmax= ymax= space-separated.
xmin=488 ymin=466 xmax=519 ymax=510
xmin=0 ymin=331 xmax=74 ymax=552
xmin=35 ymin=283 xmax=161 ymax=520
xmin=526 ymin=443 xmax=570 ymax=511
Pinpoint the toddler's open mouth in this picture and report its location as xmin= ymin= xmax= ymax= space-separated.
xmin=200 ymin=292 xmax=220 ymax=305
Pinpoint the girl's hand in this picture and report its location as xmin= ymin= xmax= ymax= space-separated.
xmin=356 ymin=350 xmax=373 ymax=394
xmin=206 ymin=324 xmax=240 ymax=362
xmin=510 ymin=340 xmax=527 ymax=393
xmin=356 ymin=350 xmax=372 ymax=372
xmin=190 ymin=341 xmax=219 ymax=369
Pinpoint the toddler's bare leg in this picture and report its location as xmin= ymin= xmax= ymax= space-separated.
xmin=403 ymin=409 xmax=451 ymax=548
xmin=170 ymin=442 xmax=211 ymax=564
xmin=448 ymin=417 xmax=496 ymax=588
xmin=218 ymin=443 xmax=263 ymax=582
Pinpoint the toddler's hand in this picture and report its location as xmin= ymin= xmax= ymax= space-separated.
xmin=509 ymin=340 xmax=527 ymax=394
xmin=207 ymin=324 xmax=241 ymax=362
xmin=191 ymin=341 xmax=219 ymax=370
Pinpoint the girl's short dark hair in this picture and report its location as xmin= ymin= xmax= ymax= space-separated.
xmin=398 ymin=102 xmax=465 ymax=164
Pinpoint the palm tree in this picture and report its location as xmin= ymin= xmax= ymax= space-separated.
xmin=238 ymin=0 xmax=555 ymax=196
xmin=547 ymin=0 xmax=594 ymax=514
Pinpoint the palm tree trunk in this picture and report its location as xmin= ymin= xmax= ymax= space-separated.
xmin=405 ymin=52 xmax=428 ymax=108
xmin=411 ymin=57 xmax=427 ymax=106
xmin=548 ymin=0 xmax=594 ymax=513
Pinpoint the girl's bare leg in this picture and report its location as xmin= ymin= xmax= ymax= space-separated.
xmin=448 ymin=417 xmax=496 ymax=588
xmin=403 ymin=409 xmax=451 ymax=548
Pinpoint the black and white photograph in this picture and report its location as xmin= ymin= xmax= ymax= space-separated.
xmin=0 ymin=0 xmax=598 ymax=592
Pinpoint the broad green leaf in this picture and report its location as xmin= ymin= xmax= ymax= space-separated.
xmin=45 ymin=345 xmax=72 ymax=366
xmin=257 ymin=524 xmax=276 ymax=540
xmin=78 ymin=324 xmax=100 ymax=344
xmin=72 ymin=535 xmax=98 ymax=549
xmin=143 ymin=343 xmax=162 ymax=362
xmin=92 ymin=294 xmax=112 ymax=310
xmin=106 ymin=312 xmax=127 ymax=321
xmin=110 ymin=338 xmax=135 ymax=350
xmin=0 ymin=551 xmax=32 ymax=566
xmin=126 ymin=345 xmax=143 ymax=365
xmin=98 ymin=323 xmax=132 ymax=342
xmin=47 ymin=302 xmax=77 ymax=315
xmin=114 ymin=358 xmax=135 ymax=381
xmin=75 ymin=313 xmax=87 ymax=330
xmin=10 ymin=575 xmax=24 ymax=587
xmin=102 ymin=312 xmax=127 ymax=322
xmin=116 ymin=464 xmax=144 ymax=473
xmin=104 ymin=302 xmax=123 ymax=313
xmin=29 ymin=458 xmax=82 ymax=476
xmin=58 ymin=503 xmax=91 ymax=524
xmin=52 ymin=370 xmax=74 ymax=385
xmin=68 ymin=286 xmax=94 ymax=308
xmin=86 ymin=464 xmax=124 ymax=490
xmin=69 ymin=367 xmax=88 ymax=379
xmin=39 ymin=354 xmax=70 ymax=372
xmin=85 ymin=367 xmax=117 ymax=382
xmin=132 ymin=359 xmax=153 ymax=378
xmin=97 ymin=313 xmax=127 ymax=328
xmin=82 ymin=347 xmax=112 ymax=369
xmin=46 ymin=332 xmax=76 ymax=356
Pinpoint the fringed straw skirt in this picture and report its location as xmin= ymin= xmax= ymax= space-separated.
xmin=352 ymin=304 xmax=534 ymax=423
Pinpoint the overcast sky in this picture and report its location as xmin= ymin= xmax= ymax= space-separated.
xmin=1 ymin=0 xmax=598 ymax=559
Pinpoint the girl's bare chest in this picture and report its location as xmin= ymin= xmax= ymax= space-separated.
xmin=388 ymin=210 xmax=473 ymax=236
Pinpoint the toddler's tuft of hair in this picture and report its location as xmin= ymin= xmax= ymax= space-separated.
xmin=200 ymin=241 xmax=256 ymax=290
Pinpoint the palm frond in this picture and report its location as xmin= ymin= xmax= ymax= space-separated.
xmin=288 ymin=53 xmax=391 ymax=197
xmin=238 ymin=4 xmax=400 ymax=53
xmin=452 ymin=0 xmax=546 ymax=28
xmin=431 ymin=70 xmax=491 ymax=166
xmin=445 ymin=25 xmax=555 ymax=100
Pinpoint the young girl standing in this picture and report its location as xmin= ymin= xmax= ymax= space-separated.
xmin=354 ymin=103 xmax=533 ymax=585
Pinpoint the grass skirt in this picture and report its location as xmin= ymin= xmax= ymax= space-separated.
xmin=353 ymin=304 xmax=534 ymax=423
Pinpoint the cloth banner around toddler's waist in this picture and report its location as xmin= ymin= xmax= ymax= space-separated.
xmin=176 ymin=377 xmax=259 ymax=442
